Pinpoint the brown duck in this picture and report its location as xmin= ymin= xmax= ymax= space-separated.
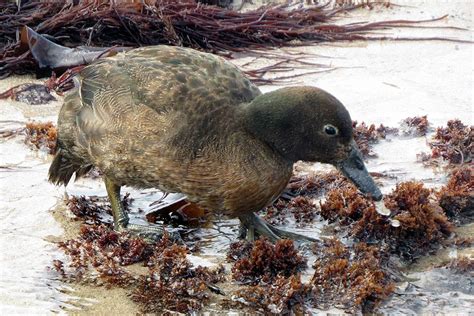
xmin=49 ymin=46 xmax=382 ymax=241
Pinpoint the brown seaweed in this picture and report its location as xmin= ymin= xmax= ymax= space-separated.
xmin=419 ymin=119 xmax=473 ymax=166
xmin=437 ymin=165 xmax=474 ymax=223
xmin=352 ymin=121 xmax=398 ymax=158
xmin=320 ymin=181 xmax=454 ymax=260
xmin=229 ymin=238 xmax=307 ymax=284
xmin=310 ymin=239 xmax=395 ymax=312
xmin=401 ymin=115 xmax=429 ymax=136
xmin=0 ymin=1 xmax=466 ymax=78
xmin=24 ymin=121 xmax=57 ymax=154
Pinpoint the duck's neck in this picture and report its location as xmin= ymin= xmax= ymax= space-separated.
xmin=238 ymin=92 xmax=301 ymax=163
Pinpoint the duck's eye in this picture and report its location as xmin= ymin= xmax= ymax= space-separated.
xmin=324 ymin=124 xmax=338 ymax=136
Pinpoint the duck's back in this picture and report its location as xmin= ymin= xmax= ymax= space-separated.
xmin=53 ymin=46 xmax=265 ymax=187
xmin=81 ymin=46 xmax=260 ymax=114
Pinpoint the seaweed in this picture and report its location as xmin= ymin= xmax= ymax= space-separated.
xmin=401 ymin=115 xmax=429 ymax=136
xmin=231 ymin=275 xmax=309 ymax=314
xmin=54 ymin=191 xmax=225 ymax=314
xmin=263 ymin=195 xmax=317 ymax=226
xmin=319 ymin=181 xmax=372 ymax=224
xmin=420 ymin=119 xmax=473 ymax=166
xmin=229 ymin=238 xmax=306 ymax=284
xmin=0 ymin=1 xmax=464 ymax=78
xmin=24 ymin=121 xmax=57 ymax=154
xmin=66 ymin=194 xmax=132 ymax=224
xmin=56 ymin=224 xmax=151 ymax=285
xmin=320 ymin=181 xmax=454 ymax=260
xmin=437 ymin=165 xmax=474 ymax=223
xmin=130 ymin=239 xmax=225 ymax=314
xmin=352 ymin=121 xmax=398 ymax=158
xmin=310 ymin=239 xmax=395 ymax=312
xmin=286 ymin=170 xmax=349 ymax=197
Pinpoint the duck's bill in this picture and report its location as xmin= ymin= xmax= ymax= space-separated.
xmin=336 ymin=141 xmax=383 ymax=201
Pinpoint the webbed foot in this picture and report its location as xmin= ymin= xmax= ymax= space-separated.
xmin=238 ymin=212 xmax=318 ymax=243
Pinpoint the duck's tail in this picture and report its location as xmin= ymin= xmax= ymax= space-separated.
xmin=48 ymin=148 xmax=92 ymax=186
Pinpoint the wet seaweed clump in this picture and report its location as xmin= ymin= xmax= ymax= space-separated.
xmin=24 ymin=121 xmax=57 ymax=154
xmin=229 ymin=238 xmax=307 ymax=284
xmin=56 ymin=224 xmax=153 ymax=284
xmin=131 ymin=237 xmax=225 ymax=314
xmin=67 ymin=194 xmax=132 ymax=224
xmin=401 ymin=115 xmax=429 ymax=136
xmin=352 ymin=121 xmax=398 ymax=158
xmin=310 ymin=239 xmax=395 ymax=312
xmin=263 ymin=195 xmax=317 ymax=226
xmin=437 ymin=165 xmax=474 ymax=224
xmin=379 ymin=182 xmax=453 ymax=259
xmin=423 ymin=119 xmax=473 ymax=165
xmin=320 ymin=181 xmax=454 ymax=260
xmin=319 ymin=181 xmax=374 ymax=225
xmin=227 ymin=238 xmax=309 ymax=314
xmin=230 ymin=274 xmax=309 ymax=314
xmin=55 ymin=223 xmax=225 ymax=313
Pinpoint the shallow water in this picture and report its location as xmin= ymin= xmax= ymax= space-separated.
xmin=1 ymin=1 xmax=473 ymax=314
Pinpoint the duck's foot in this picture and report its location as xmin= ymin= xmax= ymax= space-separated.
xmin=238 ymin=212 xmax=318 ymax=243
xmin=119 ymin=223 xmax=182 ymax=243
xmin=105 ymin=176 xmax=182 ymax=243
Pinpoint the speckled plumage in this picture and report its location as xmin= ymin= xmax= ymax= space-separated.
xmin=50 ymin=46 xmax=293 ymax=216
xmin=50 ymin=45 xmax=382 ymax=229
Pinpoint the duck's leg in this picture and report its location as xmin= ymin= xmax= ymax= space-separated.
xmin=104 ymin=177 xmax=179 ymax=242
xmin=238 ymin=212 xmax=318 ymax=243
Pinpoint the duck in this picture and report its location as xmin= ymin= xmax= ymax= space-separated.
xmin=49 ymin=45 xmax=382 ymax=242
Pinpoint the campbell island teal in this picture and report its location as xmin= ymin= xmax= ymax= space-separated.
xmin=49 ymin=46 xmax=381 ymax=242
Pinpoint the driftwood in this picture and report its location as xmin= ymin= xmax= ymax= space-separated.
xmin=1 ymin=0 xmax=469 ymax=79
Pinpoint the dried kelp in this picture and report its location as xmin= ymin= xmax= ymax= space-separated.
xmin=0 ymin=0 xmax=465 ymax=77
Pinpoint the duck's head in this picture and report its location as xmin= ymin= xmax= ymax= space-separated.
xmin=243 ymin=86 xmax=382 ymax=201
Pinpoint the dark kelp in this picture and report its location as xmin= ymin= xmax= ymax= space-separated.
xmin=0 ymin=0 xmax=467 ymax=78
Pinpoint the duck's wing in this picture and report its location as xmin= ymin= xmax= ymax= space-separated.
xmin=108 ymin=46 xmax=261 ymax=115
